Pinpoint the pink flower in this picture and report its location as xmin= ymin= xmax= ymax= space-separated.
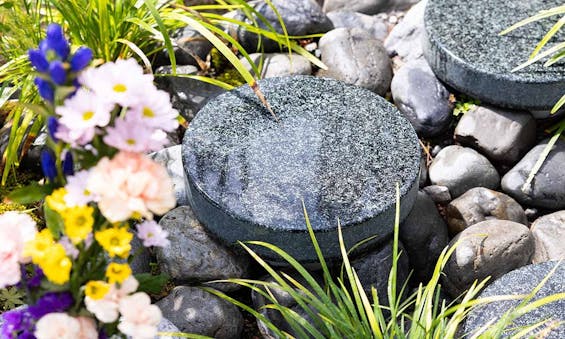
xmin=118 ymin=292 xmax=162 ymax=339
xmin=136 ymin=220 xmax=170 ymax=247
xmin=64 ymin=170 xmax=97 ymax=207
xmin=34 ymin=313 xmax=81 ymax=339
xmin=86 ymin=152 xmax=175 ymax=222
xmin=0 ymin=212 xmax=37 ymax=288
xmin=128 ymin=89 xmax=179 ymax=132
xmin=58 ymin=236 xmax=79 ymax=259
xmin=76 ymin=317 xmax=98 ymax=339
xmin=55 ymin=122 xmax=96 ymax=147
xmin=79 ymin=59 xmax=155 ymax=108
xmin=56 ymin=88 xmax=113 ymax=130
xmin=85 ymin=276 xmax=139 ymax=323
xmin=103 ymin=115 xmax=168 ymax=153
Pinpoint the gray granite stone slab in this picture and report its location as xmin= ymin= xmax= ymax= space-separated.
xmin=464 ymin=261 xmax=565 ymax=338
xmin=424 ymin=0 xmax=565 ymax=110
xmin=182 ymin=75 xmax=420 ymax=263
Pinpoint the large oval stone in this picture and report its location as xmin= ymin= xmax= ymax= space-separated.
xmin=182 ymin=76 xmax=420 ymax=263
xmin=424 ymin=0 xmax=565 ymax=110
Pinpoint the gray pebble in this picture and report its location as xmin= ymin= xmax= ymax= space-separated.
xmin=454 ymin=105 xmax=536 ymax=165
xmin=156 ymin=206 xmax=249 ymax=292
xmin=446 ymin=187 xmax=527 ymax=235
xmin=502 ymin=139 xmax=565 ymax=210
xmin=422 ymin=185 xmax=451 ymax=203
xmin=326 ymin=10 xmax=388 ymax=40
xmin=157 ymin=286 xmax=243 ymax=339
xmin=385 ymin=0 xmax=427 ymax=63
xmin=429 ymin=145 xmax=500 ymax=198
xmin=318 ymin=27 xmax=392 ymax=95
xmin=400 ymin=191 xmax=449 ymax=282
xmin=391 ymin=59 xmax=452 ymax=137
xmin=149 ymin=145 xmax=188 ymax=207
xmin=531 ymin=211 xmax=565 ymax=263
xmin=442 ymin=220 xmax=534 ymax=297
xmin=240 ymin=53 xmax=312 ymax=78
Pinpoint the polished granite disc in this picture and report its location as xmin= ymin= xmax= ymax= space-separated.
xmin=182 ymin=76 xmax=420 ymax=263
xmin=424 ymin=0 xmax=565 ymax=110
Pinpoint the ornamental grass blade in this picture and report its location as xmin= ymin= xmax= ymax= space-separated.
xmin=164 ymin=12 xmax=278 ymax=121
xmin=521 ymin=122 xmax=565 ymax=193
xmin=500 ymin=5 xmax=565 ymax=36
xmin=530 ymin=15 xmax=565 ymax=59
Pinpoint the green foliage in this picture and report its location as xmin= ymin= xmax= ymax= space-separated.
xmin=501 ymin=4 xmax=565 ymax=194
xmin=208 ymin=186 xmax=565 ymax=338
xmin=453 ymin=95 xmax=480 ymax=116
xmin=0 ymin=286 xmax=25 ymax=311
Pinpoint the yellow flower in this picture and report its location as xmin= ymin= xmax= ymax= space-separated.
xmin=95 ymin=227 xmax=133 ymax=258
xmin=61 ymin=205 xmax=94 ymax=244
xmin=105 ymin=263 xmax=132 ymax=284
xmin=40 ymin=244 xmax=72 ymax=285
xmin=23 ymin=229 xmax=54 ymax=265
xmin=45 ymin=188 xmax=68 ymax=213
xmin=85 ymin=280 xmax=110 ymax=300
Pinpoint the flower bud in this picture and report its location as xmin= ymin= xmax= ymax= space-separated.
xmin=28 ymin=49 xmax=49 ymax=72
xmin=70 ymin=47 xmax=93 ymax=72
xmin=40 ymin=150 xmax=57 ymax=182
xmin=34 ymin=78 xmax=54 ymax=102
xmin=49 ymin=60 xmax=66 ymax=85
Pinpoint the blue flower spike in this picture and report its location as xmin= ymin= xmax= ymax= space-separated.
xmin=45 ymin=23 xmax=69 ymax=60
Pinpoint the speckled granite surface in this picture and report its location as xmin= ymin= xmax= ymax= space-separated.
xmin=464 ymin=261 xmax=564 ymax=338
xmin=424 ymin=0 xmax=565 ymax=110
xmin=182 ymin=76 xmax=420 ymax=262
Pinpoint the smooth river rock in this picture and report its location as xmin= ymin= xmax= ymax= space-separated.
xmin=531 ymin=211 xmax=565 ymax=263
xmin=156 ymin=206 xmax=249 ymax=291
xmin=454 ymin=105 xmax=536 ymax=165
xmin=318 ymin=27 xmax=392 ymax=96
xmin=501 ymin=139 xmax=565 ymax=210
xmin=157 ymin=286 xmax=243 ymax=339
xmin=429 ymin=145 xmax=500 ymax=198
xmin=391 ymin=59 xmax=452 ymax=137
xmin=443 ymin=220 xmax=534 ymax=297
xmin=400 ymin=191 xmax=449 ymax=282
xmin=446 ymin=187 xmax=527 ymax=235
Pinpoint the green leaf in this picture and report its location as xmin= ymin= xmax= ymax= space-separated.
xmin=0 ymin=287 xmax=25 ymax=310
xmin=44 ymin=203 xmax=64 ymax=239
xmin=7 ymin=182 xmax=51 ymax=204
xmin=134 ymin=273 xmax=169 ymax=294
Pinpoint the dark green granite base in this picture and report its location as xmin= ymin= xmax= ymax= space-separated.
xmin=424 ymin=0 xmax=565 ymax=110
xmin=182 ymin=76 xmax=420 ymax=263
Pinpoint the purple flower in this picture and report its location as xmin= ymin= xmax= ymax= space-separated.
xmin=71 ymin=47 xmax=93 ymax=71
xmin=33 ymin=78 xmax=54 ymax=102
xmin=1 ymin=307 xmax=34 ymax=338
xmin=27 ymin=267 xmax=44 ymax=288
xmin=28 ymin=49 xmax=49 ymax=72
xmin=47 ymin=116 xmax=59 ymax=142
xmin=27 ymin=292 xmax=73 ymax=319
xmin=40 ymin=149 xmax=56 ymax=182
xmin=49 ymin=60 xmax=66 ymax=85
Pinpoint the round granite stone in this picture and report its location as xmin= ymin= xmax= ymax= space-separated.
xmin=182 ymin=76 xmax=420 ymax=263
xmin=424 ymin=0 xmax=565 ymax=110
xmin=464 ymin=261 xmax=565 ymax=338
